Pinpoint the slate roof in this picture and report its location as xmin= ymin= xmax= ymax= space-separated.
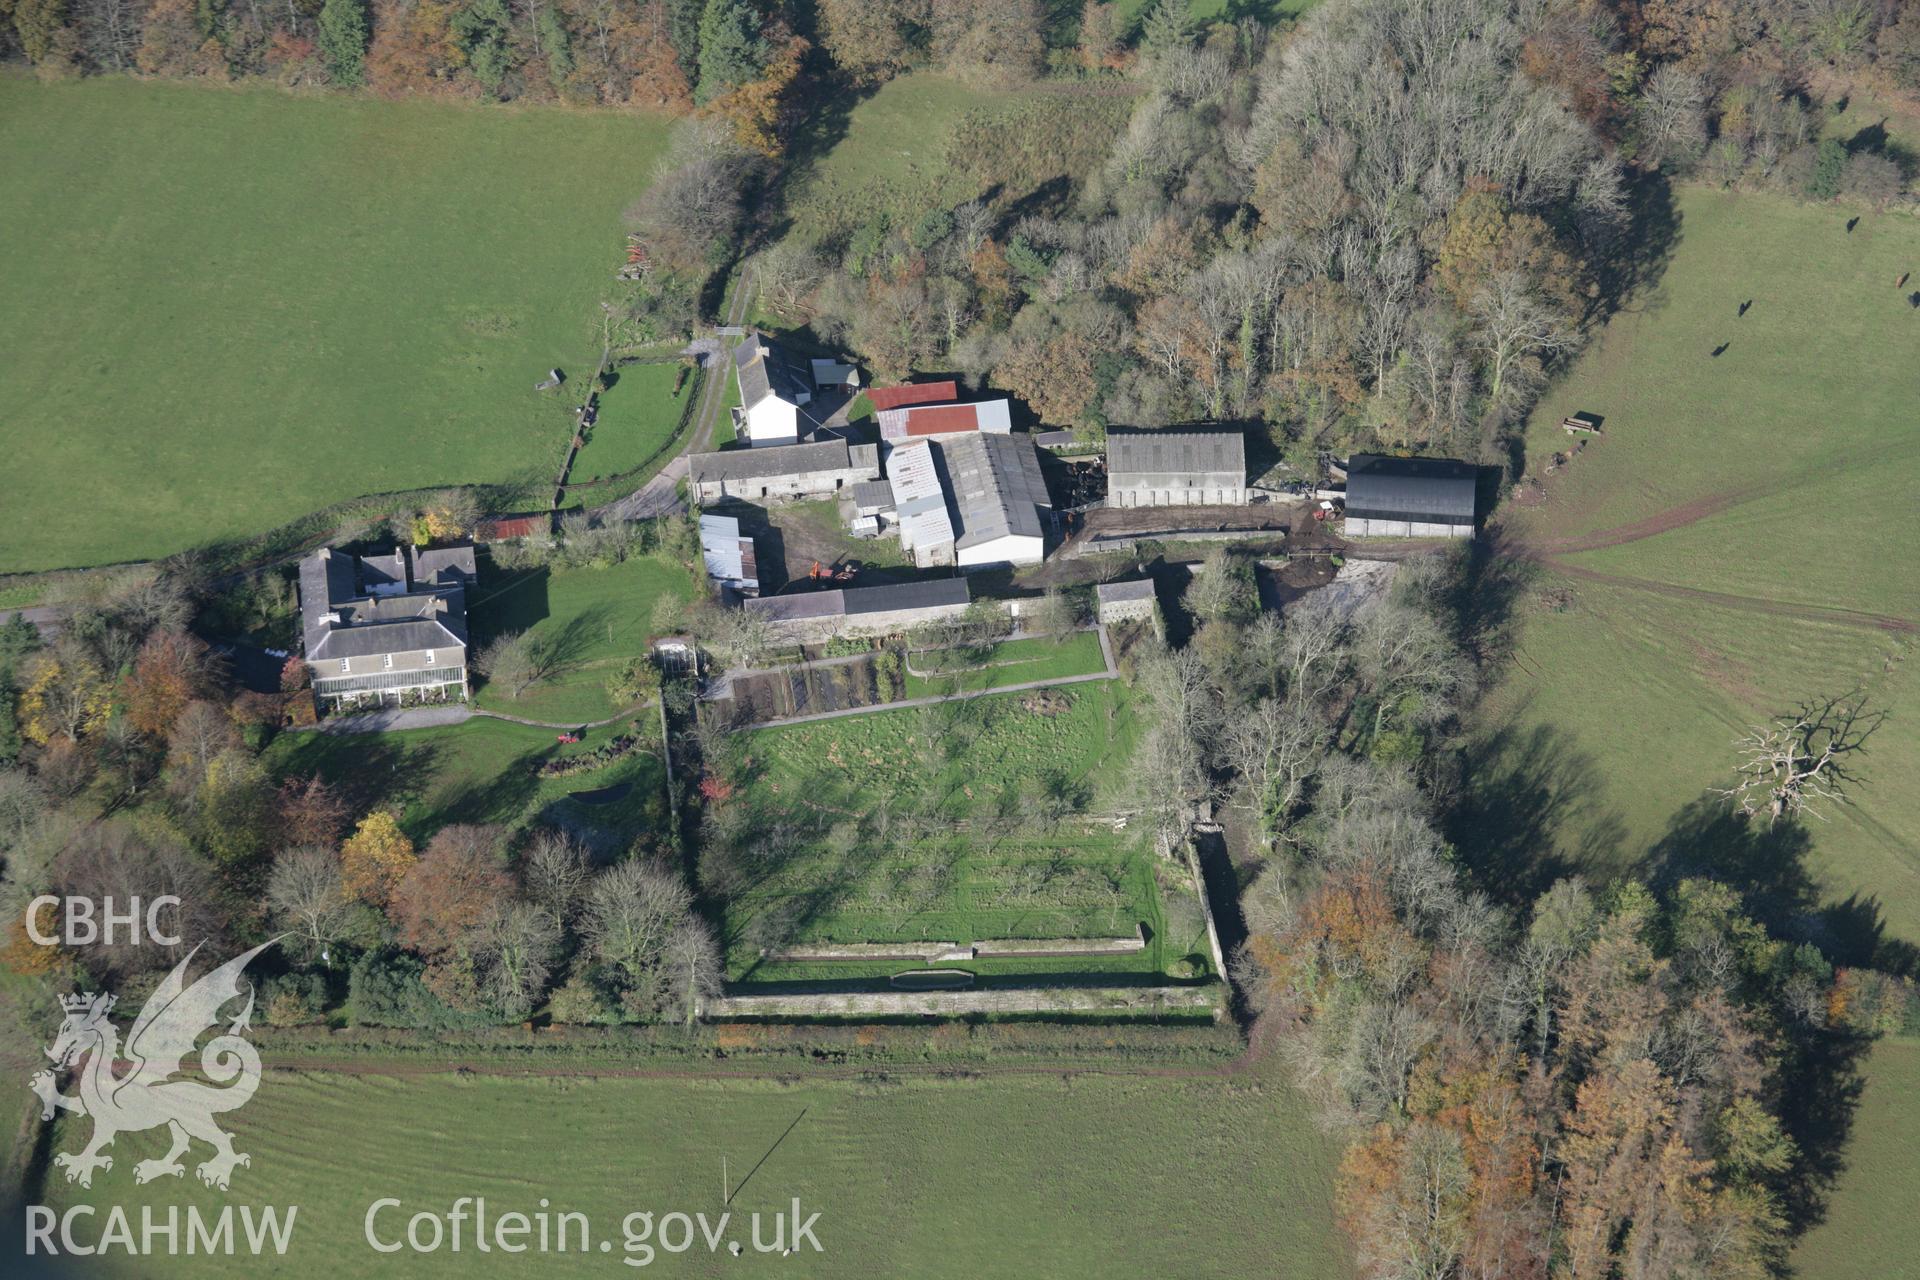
xmin=298 ymin=545 xmax=470 ymax=663
xmin=741 ymin=578 xmax=971 ymax=623
xmin=734 ymin=333 xmax=812 ymax=408
xmin=849 ymin=480 xmax=895 ymax=511
xmin=943 ymin=433 xmax=1050 ymax=551
xmin=865 ymin=381 xmax=959 ymax=411
xmin=1096 ymin=579 xmax=1156 ymax=604
xmin=689 ymin=440 xmax=856 ymax=484
xmin=1345 ymin=454 xmax=1478 ymax=523
xmin=1106 ymin=429 xmax=1245 ymax=480
xmin=409 ymin=543 xmax=477 ymax=587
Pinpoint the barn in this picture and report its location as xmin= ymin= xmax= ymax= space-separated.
xmin=1343 ymin=454 xmax=1478 ymax=538
xmin=1106 ymin=430 xmax=1247 ymax=507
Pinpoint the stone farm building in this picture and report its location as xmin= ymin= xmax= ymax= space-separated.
xmin=1096 ymin=579 xmax=1157 ymax=625
xmin=1344 ymin=453 xmax=1478 ymax=538
xmin=742 ymin=577 xmax=972 ymax=645
xmin=1106 ymin=429 xmax=1247 ymax=507
xmin=688 ymin=439 xmax=881 ymax=505
xmin=299 ymin=544 xmax=474 ymax=711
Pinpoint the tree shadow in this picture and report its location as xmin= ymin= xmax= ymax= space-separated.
xmin=268 ymin=733 xmax=431 ymax=823
xmin=1444 ymin=718 xmax=1627 ymax=905
xmin=1586 ymin=169 xmax=1683 ymax=327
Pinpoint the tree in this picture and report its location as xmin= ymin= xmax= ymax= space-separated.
xmin=693 ymin=0 xmax=767 ymax=104
xmin=1470 ymin=271 xmax=1576 ymax=409
xmin=816 ymin=0 xmax=922 ymax=83
xmin=5 ymin=0 xmax=68 ymax=63
xmin=340 ymin=810 xmax=417 ymax=905
xmin=388 ymin=824 xmax=514 ymax=956
xmin=316 ymin=0 xmax=369 ymax=84
xmin=1807 ymin=137 xmax=1847 ymax=200
xmin=452 ymin=0 xmax=514 ymax=91
xmin=472 ymin=899 xmax=561 ymax=1016
xmin=135 ymin=0 xmax=201 ymax=72
xmin=475 ymin=629 xmax=546 ymax=699
xmin=930 ymin=0 xmax=1042 ymax=88
xmin=124 ymin=629 xmax=220 ymax=738
xmin=194 ymin=749 xmax=277 ymax=865
xmin=659 ymin=917 xmax=723 ymax=1023
xmin=522 ymin=828 xmax=591 ymax=925
xmin=581 ymin=858 xmax=693 ymax=989
xmin=1024 ymin=589 xmax=1085 ymax=641
xmin=164 ymin=699 xmax=242 ymax=795
xmin=1223 ymin=697 xmax=1326 ymax=845
xmin=268 ymin=845 xmax=355 ymax=960
xmin=277 ymin=774 xmax=350 ymax=846
xmin=1182 ymin=547 xmax=1259 ymax=626
xmin=18 ymin=653 xmax=112 ymax=745
xmin=1716 ymin=691 xmax=1883 ymax=825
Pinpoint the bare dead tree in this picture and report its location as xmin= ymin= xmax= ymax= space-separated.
xmin=1716 ymin=691 xmax=1885 ymax=826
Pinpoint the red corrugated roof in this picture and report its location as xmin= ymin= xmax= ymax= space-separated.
xmin=866 ymin=381 xmax=959 ymax=411
xmin=478 ymin=515 xmax=544 ymax=541
xmin=903 ymin=404 xmax=985 ymax=437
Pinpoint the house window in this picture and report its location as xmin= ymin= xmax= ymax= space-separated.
xmin=424 ymin=650 xmax=435 ymax=665
xmin=339 ymin=659 xmax=350 ymax=674
xmin=383 ymin=654 xmax=393 ymax=670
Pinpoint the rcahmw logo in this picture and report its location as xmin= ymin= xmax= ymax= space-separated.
xmin=23 ymin=940 xmax=299 ymax=1259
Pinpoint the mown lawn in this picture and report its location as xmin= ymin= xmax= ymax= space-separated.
xmin=1469 ymin=189 xmax=1920 ymax=947
xmin=28 ymin=1065 xmax=1345 ymax=1278
xmin=263 ymin=716 xmax=666 ymax=848
xmin=470 ymin=553 xmax=698 ymax=724
xmin=903 ymin=631 xmax=1108 ymax=697
xmin=0 ymin=77 xmax=670 ymax=573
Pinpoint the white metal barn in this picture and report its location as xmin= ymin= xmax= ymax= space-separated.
xmin=946 ymin=433 xmax=1052 ymax=569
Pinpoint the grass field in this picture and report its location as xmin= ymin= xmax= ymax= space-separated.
xmin=568 ymin=358 xmax=698 ymax=484
xmin=1461 ymin=189 xmax=1920 ymax=954
xmin=470 ymin=553 xmax=698 ymax=724
xmin=0 ymin=77 xmax=670 ymax=574
xmin=782 ymin=75 xmax=1132 ymax=248
xmin=264 ymin=716 xmax=666 ymax=849
xmin=22 ymin=1064 xmax=1344 ymax=1278
xmin=904 ymin=632 xmax=1108 ymax=697
xmin=1791 ymin=1037 xmax=1920 ymax=1279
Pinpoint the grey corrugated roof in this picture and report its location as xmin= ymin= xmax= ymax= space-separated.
xmin=742 ymin=590 xmax=845 ymax=621
xmin=849 ymin=480 xmax=894 ymax=509
xmin=842 ymin=578 xmax=970 ymax=615
xmin=1106 ymin=429 xmax=1245 ymax=479
xmin=733 ymin=333 xmax=810 ymax=408
xmin=1345 ymin=454 xmax=1478 ymax=522
xmin=944 ymin=433 xmax=1050 ymax=550
xmin=689 ymin=440 xmax=853 ymax=483
xmin=1097 ymin=579 xmax=1156 ymax=603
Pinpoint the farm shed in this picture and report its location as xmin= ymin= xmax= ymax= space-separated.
xmin=865 ymin=380 xmax=959 ymax=411
xmin=1095 ymin=579 xmax=1156 ymax=625
xmin=688 ymin=439 xmax=881 ymax=505
xmin=1343 ymin=454 xmax=1478 ymax=538
xmin=887 ymin=440 xmax=957 ymax=567
xmin=741 ymin=577 xmax=972 ymax=644
xmin=945 ymin=432 xmax=1052 ymax=569
xmin=878 ymin=398 xmax=1013 ymax=444
xmin=699 ymin=513 xmax=759 ymax=596
xmin=1106 ymin=430 xmax=1247 ymax=507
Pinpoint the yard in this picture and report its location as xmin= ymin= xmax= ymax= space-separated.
xmin=469 ymin=551 xmax=699 ymax=725
xmin=263 ymin=716 xmax=667 ymax=851
xmin=28 ymin=1064 xmax=1345 ymax=1278
xmin=1467 ymin=189 xmax=1920 ymax=947
xmin=1790 ymin=1037 xmax=1920 ymax=1280
xmin=565 ymin=357 xmax=699 ymax=487
xmin=0 ymin=77 xmax=670 ymax=573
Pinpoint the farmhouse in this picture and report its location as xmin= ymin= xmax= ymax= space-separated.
xmin=878 ymin=399 xmax=1013 ymax=444
xmin=946 ymin=432 xmax=1052 ymax=568
xmin=1106 ymin=429 xmax=1247 ymax=507
xmin=699 ymin=513 xmax=759 ymax=597
xmin=741 ymin=577 xmax=972 ymax=644
xmin=731 ymin=333 xmax=818 ymax=446
xmin=887 ymin=440 xmax=958 ymax=567
xmin=298 ymin=544 xmax=474 ymax=711
xmin=1343 ymin=454 xmax=1478 ymax=538
xmin=688 ymin=439 xmax=881 ymax=505
xmin=1096 ymin=579 xmax=1157 ymax=625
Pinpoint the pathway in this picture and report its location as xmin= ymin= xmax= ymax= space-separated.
xmin=0 ymin=606 xmax=63 ymax=639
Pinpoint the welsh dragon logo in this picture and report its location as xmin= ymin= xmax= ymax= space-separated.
xmin=29 ymin=940 xmax=275 ymax=1191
